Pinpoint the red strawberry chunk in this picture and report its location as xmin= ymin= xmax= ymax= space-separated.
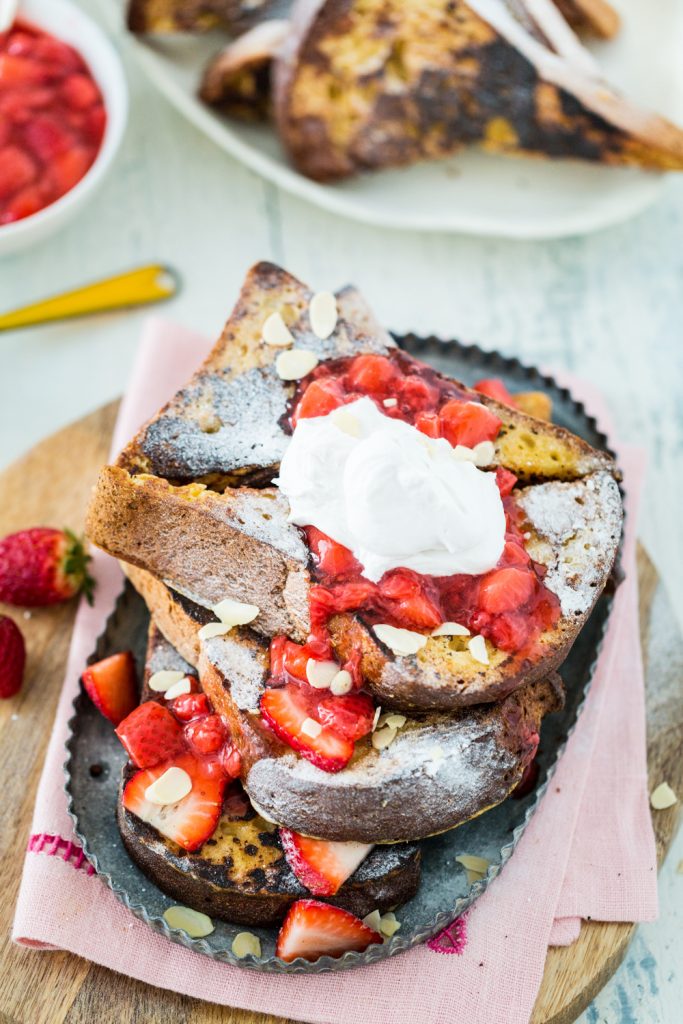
xmin=82 ymin=651 xmax=137 ymax=726
xmin=315 ymin=691 xmax=375 ymax=742
xmin=473 ymin=378 xmax=516 ymax=406
xmin=0 ymin=184 xmax=43 ymax=224
xmin=48 ymin=145 xmax=94 ymax=198
xmin=22 ymin=115 xmax=73 ymax=161
xmin=293 ymin=378 xmax=345 ymax=424
xmin=0 ymin=614 xmax=26 ymax=699
xmin=61 ymin=73 xmax=100 ymax=110
xmin=397 ymin=374 xmax=438 ymax=413
xmin=479 ymin=567 xmax=537 ymax=614
xmin=345 ymin=354 xmax=400 ymax=394
xmin=414 ymin=411 xmax=441 ymax=438
xmin=122 ymin=753 xmax=225 ymax=852
xmin=115 ymin=701 xmax=184 ymax=768
xmin=378 ymin=568 xmax=442 ymax=630
xmin=305 ymin=527 xmax=361 ymax=580
xmin=495 ymin=467 xmax=518 ymax=497
xmin=0 ymin=145 xmax=36 ymax=200
xmin=276 ymin=899 xmax=381 ymax=962
xmin=439 ymin=399 xmax=502 ymax=448
xmin=280 ymin=829 xmax=373 ymax=896
xmin=0 ymin=54 xmax=47 ymax=86
xmin=220 ymin=743 xmax=242 ymax=779
xmin=260 ymin=683 xmax=354 ymax=773
xmin=169 ymin=691 xmax=209 ymax=722
xmin=184 ymin=713 xmax=226 ymax=755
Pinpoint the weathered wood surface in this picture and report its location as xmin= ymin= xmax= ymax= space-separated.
xmin=0 ymin=404 xmax=680 ymax=1024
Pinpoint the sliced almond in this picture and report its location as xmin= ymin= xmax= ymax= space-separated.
xmin=145 ymin=766 xmax=192 ymax=806
xmin=371 ymin=706 xmax=382 ymax=732
xmin=330 ymin=669 xmax=353 ymax=695
xmin=331 ymin=408 xmax=362 ymax=437
xmin=468 ymin=634 xmax=489 ymax=665
xmin=309 ymin=291 xmax=338 ymax=339
xmin=148 ymin=669 xmax=186 ymax=693
xmin=451 ymin=445 xmax=477 ymax=463
xmin=198 ymin=621 xmax=231 ymax=641
xmin=650 ymin=782 xmax=678 ymax=810
xmin=164 ymin=677 xmax=192 ymax=701
xmin=262 ymin=311 xmax=293 ymax=348
xmin=306 ymin=658 xmax=339 ymax=689
xmin=372 ymin=624 xmax=428 ymax=657
xmin=383 ymin=397 xmax=398 ymax=408
xmin=372 ymin=725 xmax=398 ymax=750
xmin=232 ymin=931 xmax=262 ymax=958
xmin=163 ymin=905 xmax=214 ymax=938
xmin=456 ymin=854 xmax=491 ymax=875
xmin=377 ymin=713 xmax=406 ymax=730
xmin=432 ymin=621 xmax=470 ymax=637
xmin=473 ymin=440 xmax=496 ymax=467
xmin=301 ymin=717 xmax=322 ymax=738
xmin=275 ymin=348 xmax=318 ymax=381
xmin=212 ymin=598 xmax=259 ymax=627
xmin=363 ymin=909 xmax=382 ymax=932
xmin=379 ymin=912 xmax=401 ymax=937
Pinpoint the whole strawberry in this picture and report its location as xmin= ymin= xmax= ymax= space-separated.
xmin=0 ymin=615 xmax=26 ymax=698
xmin=0 ymin=528 xmax=95 ymax=607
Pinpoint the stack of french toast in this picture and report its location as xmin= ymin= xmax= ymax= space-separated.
xmin=127 ymin=0 xmax=683 ymax=181
xmin=84 ymin=262 xmax=623 ymax=961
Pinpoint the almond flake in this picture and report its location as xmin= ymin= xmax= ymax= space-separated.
xmin=301 ymin=717 xmax=322 ymax=738
xmin=198 ymin=621 xmax=231 ymax=640
xmin=164 ymin=677 xmax=192 ymax=701
xmin=451 ymin=445 xmax=477 ymax=463
xmin=372 ymin=725 xmax=398 ymax=750
xmin=148 ymin=669 xmax=186 ymax=693
xmin=145 ymin=766 xmax=192 ymax=806
xmin=275 ymin=348 xmax=319 ymax=381
xmin=309 ymin=291 xmax=338 ymax=339
xmin=650 ymin=782 xmax=678 ymax=810
xmin=456 ymin=854 xmax=491 ymax=875
xmin=306 ymin=658 xmax=339 ymax=689
xmin=373 ymin=624 xmax=428 ymax=657
xmin=383 ymin=397 xmax=398 ymax=408
xmin=473 ymin=440 xmax=496 ymax=467
xmin=468 ymin=634 xmax=489 ymax=665
xmin=330 ymin=669 xmax=353 ymax=695
xmin=379 ymin=912 xmax=401 ymax=937
xmin=211 ymin=598 xmax=259 ymax=627
xmin=380 ymin=713 xmax=406 ymax=730
xmin=371 ymin=706 xmax=382 ymax=732
xmin=432 ymin=621 xmax=470 ymax=637
xmin=363 ymin=909 xmax=382 ymax=932
xmin=163 ymin=905 xmax=214 ymax=938
xmin=262 ymin=311 xmax=293 ymax=347
xmin=232 ymin=931 xmax=262 ymax=958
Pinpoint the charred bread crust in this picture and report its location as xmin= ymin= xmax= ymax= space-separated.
xmin=200 ymin=20 xmax=290 ymax=121
xmin=552 ymin=0 xmax=620 ymax=39
xmin=273 ymin=0 xmax=683 ymax=182
xmin=127 ymin=0 xmax=279 ymax=35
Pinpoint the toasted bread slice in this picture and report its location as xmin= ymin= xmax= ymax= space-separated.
xmin=201 ymin=20 xmax=289 ymax=121
xmin=273 ymin=0 xmax=683 ymax=181
xmin=123 ymin=568 xmax=564 ymax=841
xmin=86 ymin=262 xmax=620 ymax=710
xmin=127 ymin=0 xmax=285 ymax=34
xmin=553 ymin=0 xmax=620 ymax=39
xmin=118 ymin=624 xmax=421 ymax=921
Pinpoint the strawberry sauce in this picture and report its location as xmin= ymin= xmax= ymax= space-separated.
xmin=0 ymin=20 xmax=106 ymax=225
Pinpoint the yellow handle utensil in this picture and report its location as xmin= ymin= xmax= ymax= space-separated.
xmin=0 ymin=264 xmax=180 ymax=331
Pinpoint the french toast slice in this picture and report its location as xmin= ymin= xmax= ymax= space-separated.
xmin=123 ymin=568 xmax=564 ymax=842
xmin=127 ymin=0 xmax=285 ymax=34
xmin=118 ymin=624 xmax=421 ymax=920
xmin=200 ymin=20 xmax=289 ymax=121
xmin=86 ymin=262 xmax=621 ymax=711
xmin=273 ymin=0 xmax=683 ymax=181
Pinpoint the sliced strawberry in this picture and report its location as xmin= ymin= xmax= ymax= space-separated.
xmin=345 ymin=354 xmax=399 ymax=394
xmin=260 ymin=683 xmax=354 ymax=772
xmin=305 ymin=527 xmax=361 ymax=579
xmin=276 ymin=899 xmax=381 ymax=962
xmin=0 ymin=145 xmax=36 ymax=201
xmin=473 ymin=378 xmax=516 ymax=406
xmin=439 ymin=399 xmax=502 ymax=448
xmin=115 ymin=701 xmax=184 ymax=768
xmin=184 ymin=713 xmax=226 ymax=755
xmin=169 ymin=691 xmax=209 ymax=722
xmin=315 ymin=691 xmax=375 ymax=742
xmin=479 ymin=567 xmax=537 ymax=614
xmin=0 ymin=614 xmax=25 ymax=699
xmin=495 ymin=467 xmax=518 ymax=497
xmin=279 ymin=829 xmax=373 ymax=896
xmin=378 ymin=568 xmax=442 ymax=630
xmin=82 ymin=651 xmax=137 ymax=726
xmin=122 ymin=753 xmax=225 ymax=852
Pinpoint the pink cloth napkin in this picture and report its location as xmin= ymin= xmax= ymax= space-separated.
xmin=12 ymin=319 xmax=658 ymax=1024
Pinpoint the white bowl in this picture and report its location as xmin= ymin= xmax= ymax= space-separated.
xmin=0 ymin=0 xmax=128 ymax=257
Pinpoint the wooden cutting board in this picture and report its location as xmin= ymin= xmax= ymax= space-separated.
xmin=0 ymin=402 xmax=681 ymax=1024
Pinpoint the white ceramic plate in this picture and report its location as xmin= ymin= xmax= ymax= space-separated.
xmin=111 ymin=0 xmax=683 ymax=238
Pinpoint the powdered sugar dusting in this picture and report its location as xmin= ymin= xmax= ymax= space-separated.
xmin=147 ymin=639 xmax=194 ymax=678
xmin=202 ymin=633 xmax=267 ymax=712
xmin=226 ymin=489 xmax=308 ymax=563
xmin=517 ymin=471 xmax=622 ymax=616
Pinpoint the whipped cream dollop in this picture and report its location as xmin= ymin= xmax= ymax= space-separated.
xmin=276 ymin=397 xmax=505 ymax=582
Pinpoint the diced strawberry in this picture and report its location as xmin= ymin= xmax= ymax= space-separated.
xmin=268 ymin=637 xmax=311 ymax=683
xmin=22 ymin=115 xmax=72 ymax=161
xmin=345 ymin=354 xmax=399 ymax=394
xmin=279 ymin=829 xmax=373 ymax=896
xmin=305 ymin=527 xmax=360 ymax=579
xmin=82 ymin=104 xmax=106 ymax=147
xmin=486 ymin=612 xmax=531 ymax=651
xmin=0 ymin=145 xmax=36 ymax=200
xmin=439 ymin=399 xmax=502 ymax=448
xmin=397 ymin=374 xmax=438 ymax=413
xmin=61 ymin=73 xmax=100 ymax=110
xmin=122 ymin=753 xmax=225 ymax=852
xmin=220 ymin=742 xmax=242 ymax=779
xmin=169 ymin=691 xmax=209 ymax=722
xmin=0 ymin=184 xmax=42 ymax=223
xmin=315 ymin=691 xmax=375 ymax=742
xmin=184 ymin=713 xmax=226 ymax=755
xmin=82 ymin=651 xmax=137 ymax=726
xmin=479 ymin=567 xmax=537 ymax=614
xmin=473 ymin=378 xmax=516 ymax=406
xmin=495 ymin=467 xmax=518 ymax=497
xmin=115 ymin=701 xmax=184 ymax=768
xmin=275 ymin=899 xmax=381 ymax=962
xmin=32 ymin=36 xmax=82 ymax=74
xmin=260 ymin=683 xmax=354 ymax=772
xmin=501 ymin=539 xmax=530 ymax=567
xmin=294 ymin=378 xmax=345 ymax=424
xmin=378 ymin=569 xmax=442 ymax=630
xmin=48 ymin=145 xmax=93 ymax=198
xmin=6 ymin=32 xmax=37 ymax=59
xmin=0 ymin=54 xmax=47 ymax=86
xmin=414 ymin=411 xmax=441 ymax=438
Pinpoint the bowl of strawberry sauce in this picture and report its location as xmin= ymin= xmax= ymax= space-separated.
xmin=0 ymin=0 xmax=127 ymax=255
